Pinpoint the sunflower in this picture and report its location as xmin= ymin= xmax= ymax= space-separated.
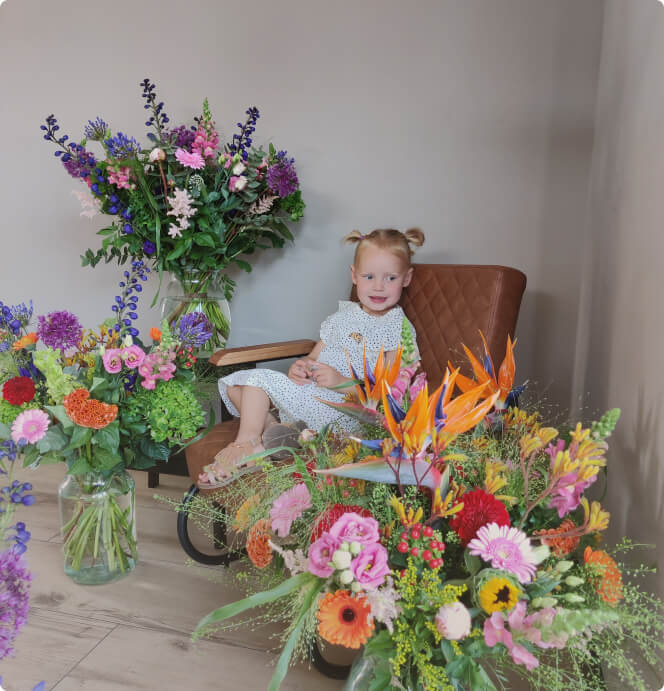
xmin=317 ymin=590 xmax=374 ymax=649
xmin=584 ymin=546 xmax=623 ymax=606
xmin=478 ymin=574 xmax=521 ymax=613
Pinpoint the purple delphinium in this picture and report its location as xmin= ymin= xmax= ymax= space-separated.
xmin=177 ymin=312 xmax=213 ymax=349
xmin=266 ymin=150 xmax=299 ymax=198
xmin=111 ymin=260 xmax=150 ymax=338
xmin=141 ymin=77 xmax=170 ymax=141
xmin=229 ymin=106 xmax=259 ymax=160
xmin=36 ymin=311 xmax=82 ymax=351
xmin=163 ymin=125 xmax=196 ymax=150
xmin=105 ymin=132 xmax=141 ymax=159
xmin=40 ymin=114 xmax=97 ymax=180
xmin=0 ymin=547 xmax=32 ymax=660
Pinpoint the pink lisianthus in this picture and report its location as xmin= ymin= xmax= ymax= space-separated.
xmin=350 ymin=543 xmax=390 ymax=590
xmin=308 ymin=533 xmax=340 ymax=578
xmin=11 ymin=409 xmax=50 ymax=444
xmin=270 ymin=483 xmax=312 ymax=537
xmin=122 ymin=345 xmax=146 ymax=369
xmin=229 ymin=175 xmax=248 ymax=192
xmin=329 ymin=512 xmax=380 ymax=545
xmin=102 ymin=348 xmax=123 ymax=374
xmin=175 ymin=148 xmax=205 ymax=170
xmin=435 ymin=601 xmax=472 ymax=640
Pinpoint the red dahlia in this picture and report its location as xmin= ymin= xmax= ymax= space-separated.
xmin=311 ymin=503 xmax=371 ymax=542
xmin=2 ymin=376 xmax=36 ymax=406
xmin=450 ymin=489 xmax=510 ymax=545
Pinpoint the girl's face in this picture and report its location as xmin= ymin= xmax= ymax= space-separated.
xmin=350 ymin=247 xmax=413 ymax=316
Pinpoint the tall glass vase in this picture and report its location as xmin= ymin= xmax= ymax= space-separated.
xmin=58 ymin=470 xmax=137 ymax=585
xmin=161 ymin=270 xmax=231 ymax=355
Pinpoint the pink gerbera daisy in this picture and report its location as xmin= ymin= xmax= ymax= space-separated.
xmin=468 ymin=523 xmax=538 ymax=583
xmin=174 ymin=148 xmax=205 ymax=170
xmin=269 ymin=483 xmax=312 ymax=537
xmin=11 ymin=409 xmax=50 ymax=444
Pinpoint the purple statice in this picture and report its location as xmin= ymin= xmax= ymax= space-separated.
xmin=105 ymin=132 xmax=141 ymax=159
xmin=111 ymin=260 xmax=150 ymax=338
xmin=40 ymin=114 xmax=97 ymax=180
xmin=141 ymin=77 xmax=170 ymax=141
xmin=84 ymin=116 xmax=109 ymax=141
xmin=36 ymin=310 xmax=82 ymax=351
xmin=266 ymin=150 xmax=299 ymax=198
xmin=229 ymin=106 xmax=259 ymax=160
xmin=163 ymin=124 xmax=196 ymax=150
xmin=0 ymin=547 xmax=32 ymax=660
xmin=177 ymin=312 xmax=213 ymax=349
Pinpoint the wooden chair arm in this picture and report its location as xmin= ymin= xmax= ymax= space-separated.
xmin=209 ymin=339 xmax=317 ymax=367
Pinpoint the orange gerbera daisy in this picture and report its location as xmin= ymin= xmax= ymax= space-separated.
xmin=317 ymin=590 xmax=374 ymax=649
xmin=584 ymin=546 xmax=624 ymax=606
xmin=534 ymin=519 xmax=580 ymax=557
xmin=246 ymin=519 xmax=273 ymax=569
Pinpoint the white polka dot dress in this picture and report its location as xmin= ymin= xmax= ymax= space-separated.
xmin=218 ymin=301 xmax=418 ymax=433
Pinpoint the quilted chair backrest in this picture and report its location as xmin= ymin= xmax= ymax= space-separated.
xmin=353 ymin=264 xmax=527 ymax=388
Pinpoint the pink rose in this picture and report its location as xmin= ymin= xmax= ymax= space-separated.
xmin=229 ymin=175 xmax=248 ymax=192
xmin=308 ymin=533 xmax=340 ymax=578
xmin=435 ymin=601 xmax=472 ymax=640
xmin=329 ymin=512 xmax=379 ymax=545
xmin=102 ymin=348 xmax=123 ymax=374
xmin=350 ymin=543 xmax=390 ymax=590
xmin=122 ymin=345 xmax=146 ymax=369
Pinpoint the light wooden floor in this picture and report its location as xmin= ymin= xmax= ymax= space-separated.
xmin=2 ymin=464 xmax=344 ymax=691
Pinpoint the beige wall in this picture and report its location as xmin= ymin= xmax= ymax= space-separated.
xmin=576 ymin=0 xmax=664 ymax=597
xmin=0 ymin=0 xmax=603 ymax=408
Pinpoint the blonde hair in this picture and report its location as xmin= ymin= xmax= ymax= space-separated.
xmin=344 ymin=228 xmax=425 ymax=267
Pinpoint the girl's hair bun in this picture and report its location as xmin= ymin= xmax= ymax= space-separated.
xmin=343 ymin=229 xmax=364 ymax=245
xmin=404 ymin=227 xmax=425 ymax=247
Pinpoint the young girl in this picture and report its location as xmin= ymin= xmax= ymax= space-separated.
xmin=198 ymin=227 xmax=425 ymax=489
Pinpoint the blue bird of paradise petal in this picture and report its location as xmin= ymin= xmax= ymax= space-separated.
xmin=483 ymin=352 xmax=495 ymax=379
xmin=504 ymin=383 xmax=527 ymax=409
xmin=384 ymin=389 xmax=407 ymax=423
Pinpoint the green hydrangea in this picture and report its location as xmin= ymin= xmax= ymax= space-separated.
xmin=125 ymin=378 xmax=204 ymax=443
xmin=32 ymin=348 xmax=76 ymax=403
xmin=0 ymin=398 xmax=41 ymax=426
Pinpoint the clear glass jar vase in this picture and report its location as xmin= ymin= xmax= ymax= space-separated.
xmin=160 ymin=270 xmax=231 ymax=355
xmin=58 ymin=470 xmax=137 ymax=585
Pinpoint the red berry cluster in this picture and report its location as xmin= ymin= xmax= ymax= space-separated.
xmin=396 ymin=523 xmax=445 ymax=569
xmin=176 ymin=346 xmax=197 ymax=369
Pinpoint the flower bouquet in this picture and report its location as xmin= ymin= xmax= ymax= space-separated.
xmin=41 ymin=78 xmax=305 ymax=352
xmin=0 ymin=262 xmax=211 ymax=584
xmin=188 ymin=338 xmax=663 ymax=690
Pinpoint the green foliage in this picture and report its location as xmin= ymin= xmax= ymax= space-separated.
xmin=32 ymin=348 xmax=76 ymax=403
xmin=591 ymin=407 xmax=621 ymax=440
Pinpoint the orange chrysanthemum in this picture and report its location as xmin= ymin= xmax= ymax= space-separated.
xmin=63 ymin=388 xmax=118 ymax=429
xmin=12 ymin=332 xmax=38 ymax=350
xmin=246 ymin=519 xmax=273 ymax=569
xmin=584 ymin=546 xmax=624 ymax=606
xmin=150 ymin=327 xmax=162 ymax=342
xmin=317 ymin=590 xmax=374 ymax=649
xmin=534 ymin=519 xmax=580 ymax=557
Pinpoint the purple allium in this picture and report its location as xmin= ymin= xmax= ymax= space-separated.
xmin=164 ymin=125 xmax=196 ymax=150
xmin=177 ymin=312 xmax=213 ymax=348
xmin=266 ymin=151 xmax=299 ymax=198
xmin=105 ymin=132 xmax=141 ymax=159
xmin=84 ymin=117 xmax=109 ymax=141
xmin=36 ymin=310 xmax=82 ymax=351
xmin=0 ymin=547 xmax=32 ymax=660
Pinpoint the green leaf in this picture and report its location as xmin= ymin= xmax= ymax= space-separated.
xmin=232 ymin=259 xmax=252 ymax=272
xmin=22 ymin=446 xmax=41 ymax=468
xmin=94 ymin=420 xmax=120 ymax=453
xmin=92 ymin=447 xmax=124 ymax=471
xmin=138 ymin=437 xmax=170 ymax=461
xmin=193 ymin=233 xmax=216 ymax=248
xmin=97 ymin=227 xmax=116 ymax=236
xmin=37 ymin=426 xmax=68 ymax=454
xmin=0 ymin=422 xmax=10 ymax=439
xmin=45 ymin=405 xmax=74 ymax=432
xmin=66 ymin=425 xmax=92 ymax=451
xmin=89 ymin=376 xmax=109 ymax=396
xmin=464 ymin=551 xmax=482 ymax=575
xmin=39 ymin=450 xmax=64 ymax=466
xmin=68 ymin=454 xmax=93 ymax=475
xmin=166 ymin=244 xmax=187 ymax=261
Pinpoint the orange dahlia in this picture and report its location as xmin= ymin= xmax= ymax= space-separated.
xmin=534 ymin=519 xmax=580 ymax=557
xmin=584 ymin=546 xmax=624 ymax=606
xmin=317 ymin=590 xmax=374 ymax=649
xmin=246 ymin=519 xmax=273 ymax=569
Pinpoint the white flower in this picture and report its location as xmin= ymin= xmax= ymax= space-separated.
xmin=168 ymin=224 xmax=182 ymax=239
xmin=339 ymin=569 xmax=354 ymax=585
xmin=149 ymin=147 xmax=166 ymax=163
xmin=122 ymin=334 xmax=133 ymax=347
xmin=364 ymin=577 xmax=402 ymax=634
xmin=435 ymin=602 xmax=472 ymax=640
xmin=332 ymin=549 xmax=352 ymax=570
xmin=232 ymin=161 xmax=247 ymax=175
xmin=71 ymin=189 xmax=101 ymax=219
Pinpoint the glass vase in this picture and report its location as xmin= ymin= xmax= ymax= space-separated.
xmin=161 ymin=270 xmax=231 ymax=355
xmin=58 ymin=470 xmax=137 ymax=585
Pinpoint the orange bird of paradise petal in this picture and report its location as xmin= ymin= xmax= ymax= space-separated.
xmin=348 ymin=343 xmax=403 ymax=410
xmin=381 ymin=381 xmax=433 ymax=458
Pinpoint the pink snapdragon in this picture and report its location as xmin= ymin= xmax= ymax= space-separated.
xmin=107 ymin=165 xmax=135 ymax=190
xmin=350 ymin=542 xmax=390 ymax=589
xmin=191 ymin=124 xmax=220 ymax=160
xmin=122 ymin=345 xmax=146 ymax=369
xmin=329 ymin=512 xmax=380 ymax=545
xmin=138 ymin=349 xmax=177 ymax=389
xmin=174 ymin=148 xmax=205 ymax=170
xmin=270 ymin=483 xmax=312 ymax=537
xmin=102 ymin=348 xmax=123 ymax=374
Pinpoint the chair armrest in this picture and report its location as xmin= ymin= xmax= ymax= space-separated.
xmin=209 ymin=339 xmax=317 ymax=367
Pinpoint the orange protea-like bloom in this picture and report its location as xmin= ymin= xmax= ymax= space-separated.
xmin=246 ymin=519 xmax=273 ymax=569
xmin=317 ymin=590 xmax=374 ymax=649
xmin=12 ymin=332 xmax=38 ymax=350
xmin=534 ymin=518 xmax=580 ymax=557
xmin=150 ymin=327 xmax=162 ymax=343
xmin=584 ymin=546 xmax=624 ymax=606
xmin=63 ymin=388 xmax=118 ymax=429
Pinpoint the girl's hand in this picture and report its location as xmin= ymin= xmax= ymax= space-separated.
xmin=309 ymin=362 xmax=348 ymax=389
xmin=288 ymin=358 xmax=314 ymax=385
